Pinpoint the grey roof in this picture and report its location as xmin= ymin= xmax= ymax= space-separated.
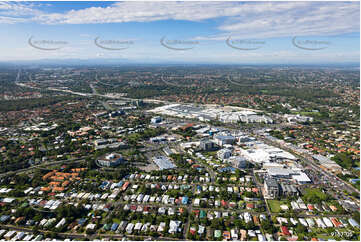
xmin=348 ymin=218 xmax=360 ymax=228
xmin=265 ymin=178 xmax=278 ymax=188
xmin=280 ymin=183 xmax=298 ymax=193
xmin=268 ymin=167 xmax=295 ymax=177
xmin=215 ymin=135 xmax=235 ymax=140
xmin=312 ymin=154 xmax=336 ymax=164
xmin=153 ymin=156 xmax=176 ymax=170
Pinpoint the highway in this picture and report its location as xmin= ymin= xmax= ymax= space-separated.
xmin=0 ymin=157 xmax=88 ymax=178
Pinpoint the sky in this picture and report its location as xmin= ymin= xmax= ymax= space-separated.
xmin=0 ymin=1 xmax=359 ymax=64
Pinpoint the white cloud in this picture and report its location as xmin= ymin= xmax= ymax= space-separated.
xmin=0 ymin=2 xmax=42 ymax=17
xmin=0 ymin=16 xmax=27 ymax=24
xmin=0 ymin=2 xmax=43 ymax=24
xmin=216 ymin=1 xmax=360 ymax=39
xmin=0 ymin=1 xmax=359 ymax=63
xmin=34 ymin=2 xmax=239 ymax=24
xmin=0 ymin=1 xmax=359 ymax=39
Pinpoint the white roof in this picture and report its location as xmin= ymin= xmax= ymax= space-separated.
xmin=2 ymin=198 xmax=15 ymax=203
xmin=268 ymin=167 xmax=294 ymax=176
xmin=135 ymin=223 xmax=142 ymax=230
xmin=322 ymin=217 xmax=333 ymax=227
xmin=292 ymin=172 xmax=311 ymax=183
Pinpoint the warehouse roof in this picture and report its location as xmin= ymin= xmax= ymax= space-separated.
xmin=153 ymin=156 xmax=176 ymax=170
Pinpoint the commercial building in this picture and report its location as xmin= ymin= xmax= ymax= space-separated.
xmin=94 ymin=139 xmax=127 ymax=150
xmin=97 ymin=153 xmax=124 ymax=167
xmin=264 ymin=178 xmax=279 ymax=199
xmin=149 ymin=104 xmax=272 ymax=124
xmin=284 ymin=114 xmax=313 ymax=123
xmin=214 ymin=135 xmax=235 ymax=146
xmin=217 ymin=149 xmax=232 ymax=160
xmin=152 ymin=156 xmax=176 ymax=170
xmin=199 ymin=139 xmax=216 ymax=151
xmin=312 ymin=154 xmax=342 ymax=173
xmin=292 ymin=172 xmax=312 ymax=184
xmin=280 ymin=183 xmax=298 ymax=197
xmin=228 ymin=156 xmax=247 ymax=169
xmin=267 ymin=167 xmax=297 ymax=178
xmin=240 ymin=143 xmax=297 ymax=164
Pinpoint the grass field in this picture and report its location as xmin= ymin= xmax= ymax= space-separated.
xmin=267 ymin=200 xmax=288 ymax=213
xmin=302 ymin=188 xmax=328 ymax=202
